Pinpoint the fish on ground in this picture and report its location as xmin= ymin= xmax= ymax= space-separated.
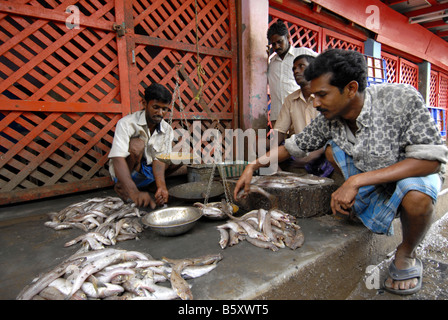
xmin=17 ymin=248 xmax=222 ymax=301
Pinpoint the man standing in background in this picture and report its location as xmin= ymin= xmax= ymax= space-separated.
xmin=267 ymin=20 xmax=317 ymax=127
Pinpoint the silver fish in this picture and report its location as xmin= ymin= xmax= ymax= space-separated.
xmin=228 ymin=229 xmax=242 ymax=246
xmin=16 ymin=257 xmax=85 ymax=300
xmin=38 ymin=286 xmax=66 ymax=300
xmin=48 ymin=278 xmax=73 ymax=296
xmin=217 ymin=221 xmax=245 ymax=234
xmin=218 ymin=228 xmax=229 ymax=249
xmin=170 ymin=261 xmax=193 ymax=300
xmin=245 ymin=236 xmax=279 ymax=251
xmin=238 ymin=220 xmax=269 ymax=241
xmin=19 ymin=248 xmax=221 ymax=300
xmin=182 ymin=263 xmax=218 ymax=279
xmin=81 ymin=281 xmax=124 ymax=299
xmin=68 ymin=251 xmax=125 ymax=298
xmin=285 ymin=229 xmax=305 ymax=250
xmin=64 ymin=232 xmax=112 ymax=248
xmin=95 ymin=267 xmax=136 ymax=284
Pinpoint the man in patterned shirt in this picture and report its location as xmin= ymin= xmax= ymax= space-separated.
xmin=234 ymin=49 xmax=448 ymax=295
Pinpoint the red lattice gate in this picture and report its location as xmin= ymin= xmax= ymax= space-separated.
xmin=0 ymin=0 xmax=238 ymax=205
xmin=439 ymin=73 xmax=448 ymax=110
xmin=269 ymin=8 xmax=364 ymax=54
xmin=381 ymin=52 xmax=419 ymax=89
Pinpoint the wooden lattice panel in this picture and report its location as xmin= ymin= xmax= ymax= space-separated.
xmin=399 ymin=58 xmax=419 ymax=90
xmin=429 ymin=71 xmax=439 ymax=108
xmin=0 ymin=1 xmax=118 ymax=103
xmin=268 ymin=15 xmax=320 ymax=52
xmin=170 ymin=119 xmax=233 ymax=159
xmin=0 ymin=0 xmax=125 ymax=204
xmin=0 ymin=111 xmax=118 ymax=188
xmin=132 ymin=0 xmax=237 ymax=156
xmin=322 ymin=29 xmax=364 ymax=53
xmin=269 ymin=9 xmax=364 ymax=54
xmin=134 ymin=0 xmax=231 ymax=52
xmin=135 ymin=48 xmax=233 ymax=119
xmin=439 ymin=73 xmax=448 ymax=110
xmin=0 ymin=0 xmax=235 ymax=204
xmin=381 ymin=52 xmax=399 ymax=84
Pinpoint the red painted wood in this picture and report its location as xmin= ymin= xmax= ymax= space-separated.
xmin=0 ymin=0 xmax=238 ymax=204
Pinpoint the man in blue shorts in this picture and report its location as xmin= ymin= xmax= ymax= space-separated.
xmin=234 ymin=49 xmax=448 ymax=295
xmin=108 ymin=83 xmax=178 ymax=208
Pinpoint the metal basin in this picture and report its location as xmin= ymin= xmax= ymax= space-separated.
xmin=141 ymin=206 xmax=202 ymax=236
xmin=155 ymin=152 xmax=196 ymax=164
xmin=168 ymin=181 xmax=224 ymax=202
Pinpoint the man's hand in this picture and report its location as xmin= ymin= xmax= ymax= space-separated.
xmin=233 ymin=164 xmax=256 ymax=200
xmin=330 ymin=176 xmax=358 ymax=215
xmin=155 ymin=187 xmax=169 ymax=206
xmin=130 ymin=191 xmax=156 ymax=209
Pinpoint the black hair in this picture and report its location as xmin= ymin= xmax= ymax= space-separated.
xmin=294 ymin=54 xmax=316 ymax=64
xmin=144 ymin=83 xmax=172 ymax=104
xmin=267 ymin=20 xmax=289 ymax=40
xmin=304 ymin=49 xmax=367 ymax=93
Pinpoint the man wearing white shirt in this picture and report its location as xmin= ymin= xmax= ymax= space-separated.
xmin=108 ymin=83 xmax=175 ymax=208
xmin=267 ymin=20 xmax=318 ymax=126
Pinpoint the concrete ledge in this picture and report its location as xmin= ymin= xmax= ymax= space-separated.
xmin=1 ymin=177 xmax=447 ymax=300
xmin=247 ymin=184 xmax=448 ymax=300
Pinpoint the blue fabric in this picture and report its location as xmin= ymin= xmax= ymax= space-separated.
xmin=327 ymin=140 xmax=441 ymax=235
xmin=113 ymin=160 xmax=155 ymax=188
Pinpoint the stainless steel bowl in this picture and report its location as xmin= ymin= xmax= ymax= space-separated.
xmin=141 ymin=206 xmax=202 ymax=236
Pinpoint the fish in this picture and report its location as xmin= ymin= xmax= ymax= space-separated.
xmin=38 ymin=286 xmax=66 ymax=300
xmin=16 ymin=257 xmax=86 ymax=300
xmin=45 ymin=197 xmax=146 ymax=252
xmin=216 ymin=208 xmax=304 ymax=252
xmin=218 ymin=228 xmax=229 ymax=249
xmin=127 ymin=280 xmax=178 ymax=300
xmin=285 ymin=228 xmax=305 ymax=250
xmin=64 ymin=232 xmax=112 ymax=248
xmin=236 ymin=185 xmax=278 ymax=209
xmin=182 ymin=264 xmax=218 ymax=279
xmin=122 ymin=277 xmax=155 ymax=296
xmin=48 ymin=278 xmax=73 ymax=296
xmin=162 ymin=253 xmax=223 ymax=267
xmin=95 ymin=267 xmax=136 ymax=284
xmin=237 ymin=220 xmax=269 ymax=241
xmin=245 ymin=236 xmax=279 ymax=251
xmin=18 ymin=248 xmax=221 ymax=300
xmin=67 ymin=251 xmax=126 ymax=298
xmin=252 ymin=173 xmax=327 ymax=188
xmin=81 ymin=281 xmax=124 ymax=299
xmin=194 ymin=200 xmax=235 ymax=219
xmin=162 ymin=254 xmax=223 ymax=300
xmin=228 ymin=229 xmax=242 ymax=246
xmin=169 ymin=260 xmax=193 ymax=300
xmin=217 ymin=221 xmax=245 ymax=235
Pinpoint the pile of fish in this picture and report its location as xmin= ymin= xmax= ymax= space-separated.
xmin=17 ymin=248 xmax=222 ymax=300
xmin=44 ymin=196 xmax=146 ymax=252
xmin=193 ymin=200 xmax=235 ymax=220
xmin=216 ymin=208 xmax=304 ymax=251
xmin=250 ymin=172 xmax=328 ymax=189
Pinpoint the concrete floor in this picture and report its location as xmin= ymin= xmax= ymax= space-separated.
xmin=1 ymin=175 xmax=448 ymax=300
